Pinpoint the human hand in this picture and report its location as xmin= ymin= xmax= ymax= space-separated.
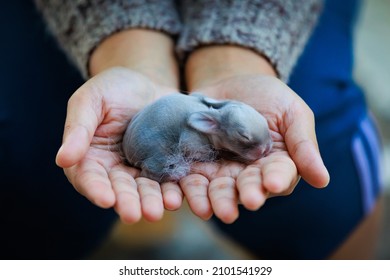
xmin=179 ymin=74 xmax=330 ymax=223
xmin=55 ymin=67 xmax=186 ymax=223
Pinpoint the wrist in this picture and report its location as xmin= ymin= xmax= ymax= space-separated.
xmin=185 ymin=45 xmax=277 ymax=91
xmin=89 ymin=29 xmax=179 ymax=89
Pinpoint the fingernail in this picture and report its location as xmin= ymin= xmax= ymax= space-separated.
xmin=55 ymin=145 xmax=64 ymax=166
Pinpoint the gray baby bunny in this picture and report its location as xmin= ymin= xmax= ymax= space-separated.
xmin=122 ymin=93 xmax=273 ymax=182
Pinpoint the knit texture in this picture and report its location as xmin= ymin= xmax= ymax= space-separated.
xmin=34 ymin=0 xmax=182 ymax=78
xmin=35 ymin=0 xmax=322 ymax=82
xmin=177 ymin=0 xmax=322 ymax=82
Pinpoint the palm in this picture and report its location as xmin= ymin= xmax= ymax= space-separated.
xmin=57 ymin=67 xmax=180 ymax=223
xmin=180 ymin=75 xmax=329 ymax=223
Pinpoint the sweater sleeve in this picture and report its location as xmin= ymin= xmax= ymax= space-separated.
xmin=177 ymin=0 xmax=323 ymax=82
xmin=34 ymin=0 xmax=182 ymax=78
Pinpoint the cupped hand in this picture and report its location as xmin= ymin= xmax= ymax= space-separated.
xmin=180 ymin=74 xmax=330 ymax=223
xmin=56 ymin=67 xmax=184 ymax=223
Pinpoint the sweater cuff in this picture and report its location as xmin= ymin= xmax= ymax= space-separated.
xmin=177 ymin=0 xmax=322 ymax=82
xmin=35 ymin=0 xmax=181 ymax=78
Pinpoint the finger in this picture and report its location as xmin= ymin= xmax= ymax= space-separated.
xmin=56 ymin=86 xmax=102 ymax=168
xmin=208 ymin=177 xmax=239 ymax=224
xmin=110 ymin=165 xmax=142 ymax=224
xmin=260 ymin=152 xmax=299 ymax=195
xmin=284 ymin=104 xmax=330 ymax=188
xmin=161 ymin=181 xmax=184 ymax=211
xmin=64 ymin=159 xmax=116 ymax=209
xmin=136 ymin=177 xmax=164 ymax=222
xmin=236 ymin=165 xmax=267 ymax=211
xmin=180 ymin=174 xmax=213 ymax=220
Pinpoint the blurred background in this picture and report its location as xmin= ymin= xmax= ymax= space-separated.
xmin=354 ymin=0 xmax=390 ymax=259
xmin=89 ymin=0 xmax=390 ymax=260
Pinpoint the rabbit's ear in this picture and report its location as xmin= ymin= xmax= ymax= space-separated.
xmin=187 ymin=111 xmax=221 ymax=134
xmin=196 ymin=95 xmax=230 ymax=109
xmin=191 ymin=92 xmax=230 ymax=109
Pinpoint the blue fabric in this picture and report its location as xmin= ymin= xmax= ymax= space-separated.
xmin=0 ymin=0 xmax=116 ymax=259
xmin=289 ymin=0 xmax=366 ymax=142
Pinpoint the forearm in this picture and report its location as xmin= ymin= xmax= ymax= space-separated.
xmin=185 ymin=45 xmax=277 ymax=91
xmin=90 ymin=29 xmax=179 ymax=88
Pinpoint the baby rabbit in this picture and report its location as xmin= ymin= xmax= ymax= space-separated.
xmin=122 ymin=93 xmax=273 ymax=182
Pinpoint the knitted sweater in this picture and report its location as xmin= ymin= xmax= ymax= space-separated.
xmin=34 ymin=0 xmax=322 ymax=81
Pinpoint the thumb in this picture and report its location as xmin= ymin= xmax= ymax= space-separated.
xmin=56 ymin=86 xmax=102 ymax=168
xmin=284 ymin=104 xmax=330 ymax=188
